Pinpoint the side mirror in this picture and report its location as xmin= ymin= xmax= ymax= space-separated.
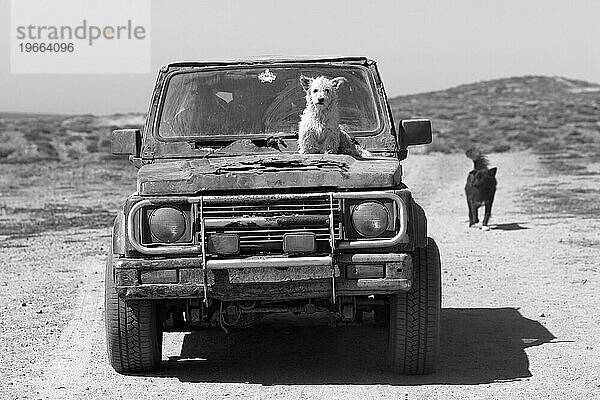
xmin=399 ymin=119 xmax=432 ymax=147
xmin=111 ymin=129 xmax=141 ymax=156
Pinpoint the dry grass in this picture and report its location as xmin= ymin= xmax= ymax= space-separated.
xmin=0 ymin=159 xmax=136 ymax=241
xmin=390 ymin=75 xmax=600 ymax=155
xmin=0 ymin=113 xmax=144 ymax=163
xmin=522 ymin=151 xmax=600 ymax=219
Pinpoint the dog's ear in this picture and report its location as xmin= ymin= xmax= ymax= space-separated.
xmin=299 ymin=75 xmax=312 ymax=91
xmin=488 ymin=167 xmax=497 ymax=177
xmin=330 ymin=77 xmax=347 ymax=90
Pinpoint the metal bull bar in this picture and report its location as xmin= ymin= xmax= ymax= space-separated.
xmin=198 ymin=197 xmax=208 ymax=304
xmin=328 ymin=192 xmax=337 ymax=303
xmin=125 ymin=191 xmax=409 ymax=304
xmin=195 ymin=193 xmax=338 ymax=305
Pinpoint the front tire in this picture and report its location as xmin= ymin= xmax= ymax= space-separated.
xmin=374 ymin=305 xmax=389 ymax=327
xmin=105 ymin=245 xmax=162 ymax=373
xmin=387 ymin=237 xmax=441 ymax=375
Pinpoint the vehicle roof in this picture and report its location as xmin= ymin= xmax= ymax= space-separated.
xmin=162 ymin=56 xmax=374 ymax=69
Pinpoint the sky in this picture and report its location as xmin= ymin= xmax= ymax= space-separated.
xmin=0 ymin=0 xmax=599 ymax=114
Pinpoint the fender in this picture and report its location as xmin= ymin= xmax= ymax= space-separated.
xmin=412 ymin=201 xmax=428 ymax=248
xmin=112 ymin=209 xmax=126 ymax=256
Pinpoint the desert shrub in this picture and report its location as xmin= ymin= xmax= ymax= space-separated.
xmin=86 ymin=141 xmax=99 ymax=153
xmin=491 ymin=143 xmax=511 ymax=152
xmin=99 ymin=152 xmax=121 ymax=161
xmin=67 ymin=148 xmax=81 ymax=159
xmin=74 ymin=127 xmax=94 ymax=134
xmin=22 ymin=129 xmax=42 ymax=142
xmin=99 ymin=139 xmax=111 ymax=153
xmin=0 ymin=146 xmax=15 ymax=158
xmin=0 ymin=131 xmax=45 ymax=163
xmin=518 ymin=132 xmax=541 ymax=146
xmin=27 ymin=127 xmax=54 ymax=137
xmin=537 ymin=138 xmax=562 ymax=151
xmin=422 ymin=142 xmax=454 ymax=154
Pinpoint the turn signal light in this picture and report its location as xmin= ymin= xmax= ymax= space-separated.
xmin=207 ymin=233 xmax=239 ymax=254
xmin=140 ymin=269 xmax=178 ymax=284
xmin=346 ymin=264 xmax=385 ymax=279
xmin=283 ymin=233 xmax=316 ymax=254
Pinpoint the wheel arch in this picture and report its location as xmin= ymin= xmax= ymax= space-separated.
xmin=112 ymin=210 xmax=126 ymax=256
xmin=412 ymin=201 xmax=428 ymax=249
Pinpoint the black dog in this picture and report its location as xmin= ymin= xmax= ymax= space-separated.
xmin=465 ymin=148 xmax=497 ymax=229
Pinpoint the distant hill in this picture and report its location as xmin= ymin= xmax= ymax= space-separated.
xmin=390 ymin=75 xmax=600 ymax=154
xmin=0 ymin=113 xmax=145 ymax=163
xmin=2 ymin=75 xmax=599 ymax=163
xmin=0 ymin=112 xmax=68 ymax=119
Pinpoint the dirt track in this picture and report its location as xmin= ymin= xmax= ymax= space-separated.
xmin=1 ymin=152 xmax=599 ymax=399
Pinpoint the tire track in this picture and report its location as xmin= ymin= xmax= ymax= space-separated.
xmin=36 ymin=257 xmax=104 ymax=400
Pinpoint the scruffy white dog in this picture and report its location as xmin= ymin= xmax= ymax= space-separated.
xmin=298 ymin=75 xmax=370 ymax=157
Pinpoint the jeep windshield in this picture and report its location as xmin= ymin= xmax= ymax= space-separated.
xmin=157 ymin=65 xmax=381 ymax=141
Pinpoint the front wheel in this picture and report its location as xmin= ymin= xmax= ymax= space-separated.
xmin=105 ymin=245 xmax=162 ymax=373
xmin=387 ymin=237 xmax=441 ymax=375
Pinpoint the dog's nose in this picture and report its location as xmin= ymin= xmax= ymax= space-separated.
xmin=317 ymin=97 xmax=324 ymax=103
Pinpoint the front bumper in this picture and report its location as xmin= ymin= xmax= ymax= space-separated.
xmin=113 ymin=253 xmax=413 ymax=301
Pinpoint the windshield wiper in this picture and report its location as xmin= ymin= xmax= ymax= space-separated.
xmin=190 ymin=131 xmax=296 ymax=143
xmin=190 ymin=132 xmax=296 ymax=155
xmin=260 ymin=135 xmax=289 ymax=151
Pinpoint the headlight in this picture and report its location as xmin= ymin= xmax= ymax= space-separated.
xmin=148 ymin=207 xmax=186 ymax=243
xmin=351 ymin=201 xmax=389 ymax=238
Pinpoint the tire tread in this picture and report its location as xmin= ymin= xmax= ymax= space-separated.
xmin=105 ymin=250 xmax=162 ymax=373
xmin=387 ymin=237 xmax=441 ymax=375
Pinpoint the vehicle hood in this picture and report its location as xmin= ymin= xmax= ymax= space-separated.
xmin=137 ymin=154 xmax=402 ymax=195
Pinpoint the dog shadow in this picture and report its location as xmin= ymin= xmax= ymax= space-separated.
xmin=491 ymin=222 xmax=529 ymax=231
xmin=147 ymin=307 xmax=555 ymax=385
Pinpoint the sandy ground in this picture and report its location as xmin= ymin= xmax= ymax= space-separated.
xmin=1 ymin=151 xmax=599 ymax=399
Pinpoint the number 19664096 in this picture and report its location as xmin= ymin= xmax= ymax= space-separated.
xmin=19 ymin=43 xmax=74 ymax=52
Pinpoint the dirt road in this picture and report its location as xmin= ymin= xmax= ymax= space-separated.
xmin=1 ymin=152 xmax=599 ymax=399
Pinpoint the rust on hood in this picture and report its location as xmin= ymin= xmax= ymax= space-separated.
xmin=137 ymin=154 xmax=401 ymax=195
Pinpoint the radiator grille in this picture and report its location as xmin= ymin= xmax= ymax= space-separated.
xmin=201 ymin=197 xmax=340 ymax=255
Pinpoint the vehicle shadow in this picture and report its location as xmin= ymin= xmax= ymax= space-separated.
xmin=150 ymin=307 xmax=555 ymax=385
